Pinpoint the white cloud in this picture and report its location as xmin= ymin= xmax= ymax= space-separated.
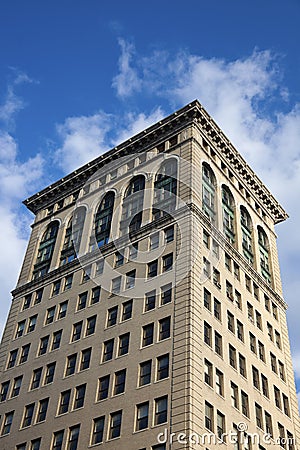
xmin=112 ymin=38 xmax=141 ymax=98
xmin=54 ymin=108 xmax=165 ymax=173
xmin=0 ymin=73 xmax=44 ymax=336
xmin=54 ymin=112 xmax=113 ymax=172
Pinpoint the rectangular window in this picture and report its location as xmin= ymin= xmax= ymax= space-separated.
xmin=23 ymin=293 xmax=32 ymax=310
xmin=58 ymin=301 xmax=68 ymax=319
xmin=154 ymin=396 xmax=168 ymax=425
xmin=7 ymin=349 xmax=18 ymax=368
xmin=58 ymin=390 xmax=71 ymax=414
xmin=214 ymin=298 xmax=221 ymax=320
xmin=225 ymin=253 xmax=231 ymax=270
xmin=231 ymin=382 xmax=239 ymax=409
xmin=271 ymin=353 xmax=277 ymax=373
xmin=118 ymin=333 xmax=130 ymax=356
xmin=215 ymin=370 xmax=224 ymax=396
xmin=213 ymin=268 xmax=221 ymax=288
xmin=203 ymin=257 xmax=211 ymax=277
xmin=283 ymin=394 xmax=290 ymax=417
xmin=64 ymin=274 xmax=73 ymax=290
xmin=215 ymin=331 xmax=223 ymax=356
xmin=249 ymin=332 xmax=257 ymax=354
xmin=278 ymin=361 xmax=286 ymax=381
xmin=38 ymin=336 xmax=49 ymax=356
xmin=91 ymin=286 xmax=101 ymax=304
xmin=22 ymin=403 xmax=35 ymax=428
xmin=109 ymin=411 xmax=122 ymax=439
xmin=161 ymin=283 xmax=172 ymax=305
xmin=115 ymin=251 xmax=124 ymax=267
xmin=102 ymin=339 xmax=114 ymax=362
xmin=145 ymin=290 xmax=156 ymax=311
xmin=164 ymin=226 xmax=174 ymax=243
xmin=11 ymin=376 xmax=22 ymax=397
xmin=148 ymin=260 xmax=158 ymax=278
xmin=204 ymin=359 xmax=213 ymax=386
xmin=114 ymin=369 xmax=126 ymax=395
xmin=204 ymin=321 xmax=212 ymax=347
xmin=204 ymin=288 xmax=211 ymax=310
xmin=142 ymin=323 xmax=154 ymax=347
xmin=129 ymin=242 xmax=138 ymax=259
xmin=245 ymin=274 xmax=252 ymax=292
xmin=85 ymin=315 xmax=97 ymax=336
xmin=136 ymin=402 xmax=149 ymax=431
xmin=31 ymin=368 xmax=42 ymax=390
xmin=139 ymin=360 xmax=152 ymax=386
xmin=265 ymin=412 xmax=273 ymax=437
xmin=157 ymin=354 xmax=169 ymax=380
xmin=258 ymin=341 xmax=266 ymax=362
xmin=205 ymin=401 xmax=214 ymax=431
xmin=72 ymin=322 xmax=83 ymax=342
xmin=274 ymin=386 xmax=282 ymax=409
xmin=34 ymin=288 xmax=43 ymax=305
xmin=27 ymin=315 xmax=37 ymax=333
xmin=112 ymin=276 xmax=121 ymax=294
xmin=74 ymin=384 xmax=86 ymax=409
xmin=31 ymin=439 xmax=41 ymax=450
xmin=162 ymin=253 xmax=173 ymax=272
xmin=77 ymin=292 xmax=88 ymax=311
xmin=82 ymin=265 xmax=91 ymax=282
xmin=255 ymin=403 xmax=263 ymax=429
xmin=46 ymin=307 xmax=56 ymax=325
xmin=52 ymin=280 xmax=61 ymax=296
xmin=229 ymin=345 xmax=237 ymax=368
xmin=44 ymin=362 xmax=56 ymax=384
xmin=95 ymin=259 xmax=104 ymax=276
xmin=217 ymin=411 xmax=225 ymax=439
xmin=0 ymin=381 xmax=10 ymax=401
xmin=233 ymin=262 xmax=240 ymax=280
xmin=91 ymin=417 xmax=105 ymax=445
xmin=226 ymin=281 xmax=233 ymax=300
xmin=98 ymin=375 xmax=110 ymax=400
xmin=235 ymin=290 xmax=242 ymax=310
xmin=52 ymin=430 xmax=64 ymax=450
xmin=159 ymin=317 xmax=171 ymax=340
xmin=125 ymin=270 xmax=136 ymax=289
xmin=237 ymin=320 xmax=244 ymax=341
xmin=150 ymin=232 xmax=159 ymax=250
xmin=65 ymin=354 xmax=77 ymax=377
xmin=252 ymin=366 xmax=260 ymax=390
xmin=36 ymin=398 xmax=49 ymax=423
xmin=256 ymin=311 xmax=262 ymax=330
xmin=239 ymin=354 xmax=247 ymax=378
xmin=261 ymin=374 xmax=269 ymax=398
xmin=227 ymin=311 xmax=235 ymax=332
xmin=80 ymin=348 xmax=91 ymax=371
xmin=15 ymin=320 xmax=25 ymax=338
xmin=122 ymin=300 xmax=133 ymax=320
xmin=19 ymin=344 xmax=30 ymax=363
xmin=67 ymin=425 xmax=80 ymax=450
xmin=241 ymin=391 xmax=250 ymax=417
xmin=1 ymin=411 xmax=14 ymax=435
xmin=107 ymin=306 xmax=118 ymax=327
xmin=275 ymin=331 xmax=282 ymax=349
xmin=51 ymin=330 xmax=62 ymax=350
xmin=278 ymin=423 xmax=286 ymax=449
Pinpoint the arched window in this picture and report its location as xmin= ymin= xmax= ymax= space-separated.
xmin=33 ymin=221 xmax=59 ymax=279
xmin=121 ymin=176 xmax=145 ymax=234
xmin=153 ymin=158 xmax=177 ymax=220
xmin=95 ymin=192 xmax=115 ymax=247
xmin=60 ymin=207 xmax=86 ymax=265
xmin=258 ymin=226 xmax=271 ymax=284
xmin=240 ymin=206 xmax=253 ymax=264
xmin=202 ymin=164 xmax=216 ymax=224
xmin=222 ymin=185 xmax=235 ymax=244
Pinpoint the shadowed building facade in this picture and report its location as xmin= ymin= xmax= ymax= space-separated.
xmin=0 ymin=100 xmax=299 ymax=450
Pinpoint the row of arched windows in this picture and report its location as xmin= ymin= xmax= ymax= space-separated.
xmin=202 ymin=163 xmax=271 ymax=284
xmin=32 ymin=159 xmax=271 ymax=285
xmin=32 ymin=159 xmax=178 ymax=280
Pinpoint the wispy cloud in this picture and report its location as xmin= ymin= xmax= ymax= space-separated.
xmin=112 ymin=38 xmax=141 ymax=98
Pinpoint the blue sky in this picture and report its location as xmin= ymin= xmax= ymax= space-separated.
xmin=0 ymin=0 xmax=300 ymax=402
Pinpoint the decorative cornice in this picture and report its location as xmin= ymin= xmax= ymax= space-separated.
xmin=23 ymin=100 xmax=288 ymax=225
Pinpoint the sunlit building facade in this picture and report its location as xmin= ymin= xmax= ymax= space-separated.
xmin=0 ymin=100 xmax=299 ymax=450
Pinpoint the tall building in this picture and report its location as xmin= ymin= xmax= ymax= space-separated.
xmin=0 ymin=100 xmax=299 ymax=450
